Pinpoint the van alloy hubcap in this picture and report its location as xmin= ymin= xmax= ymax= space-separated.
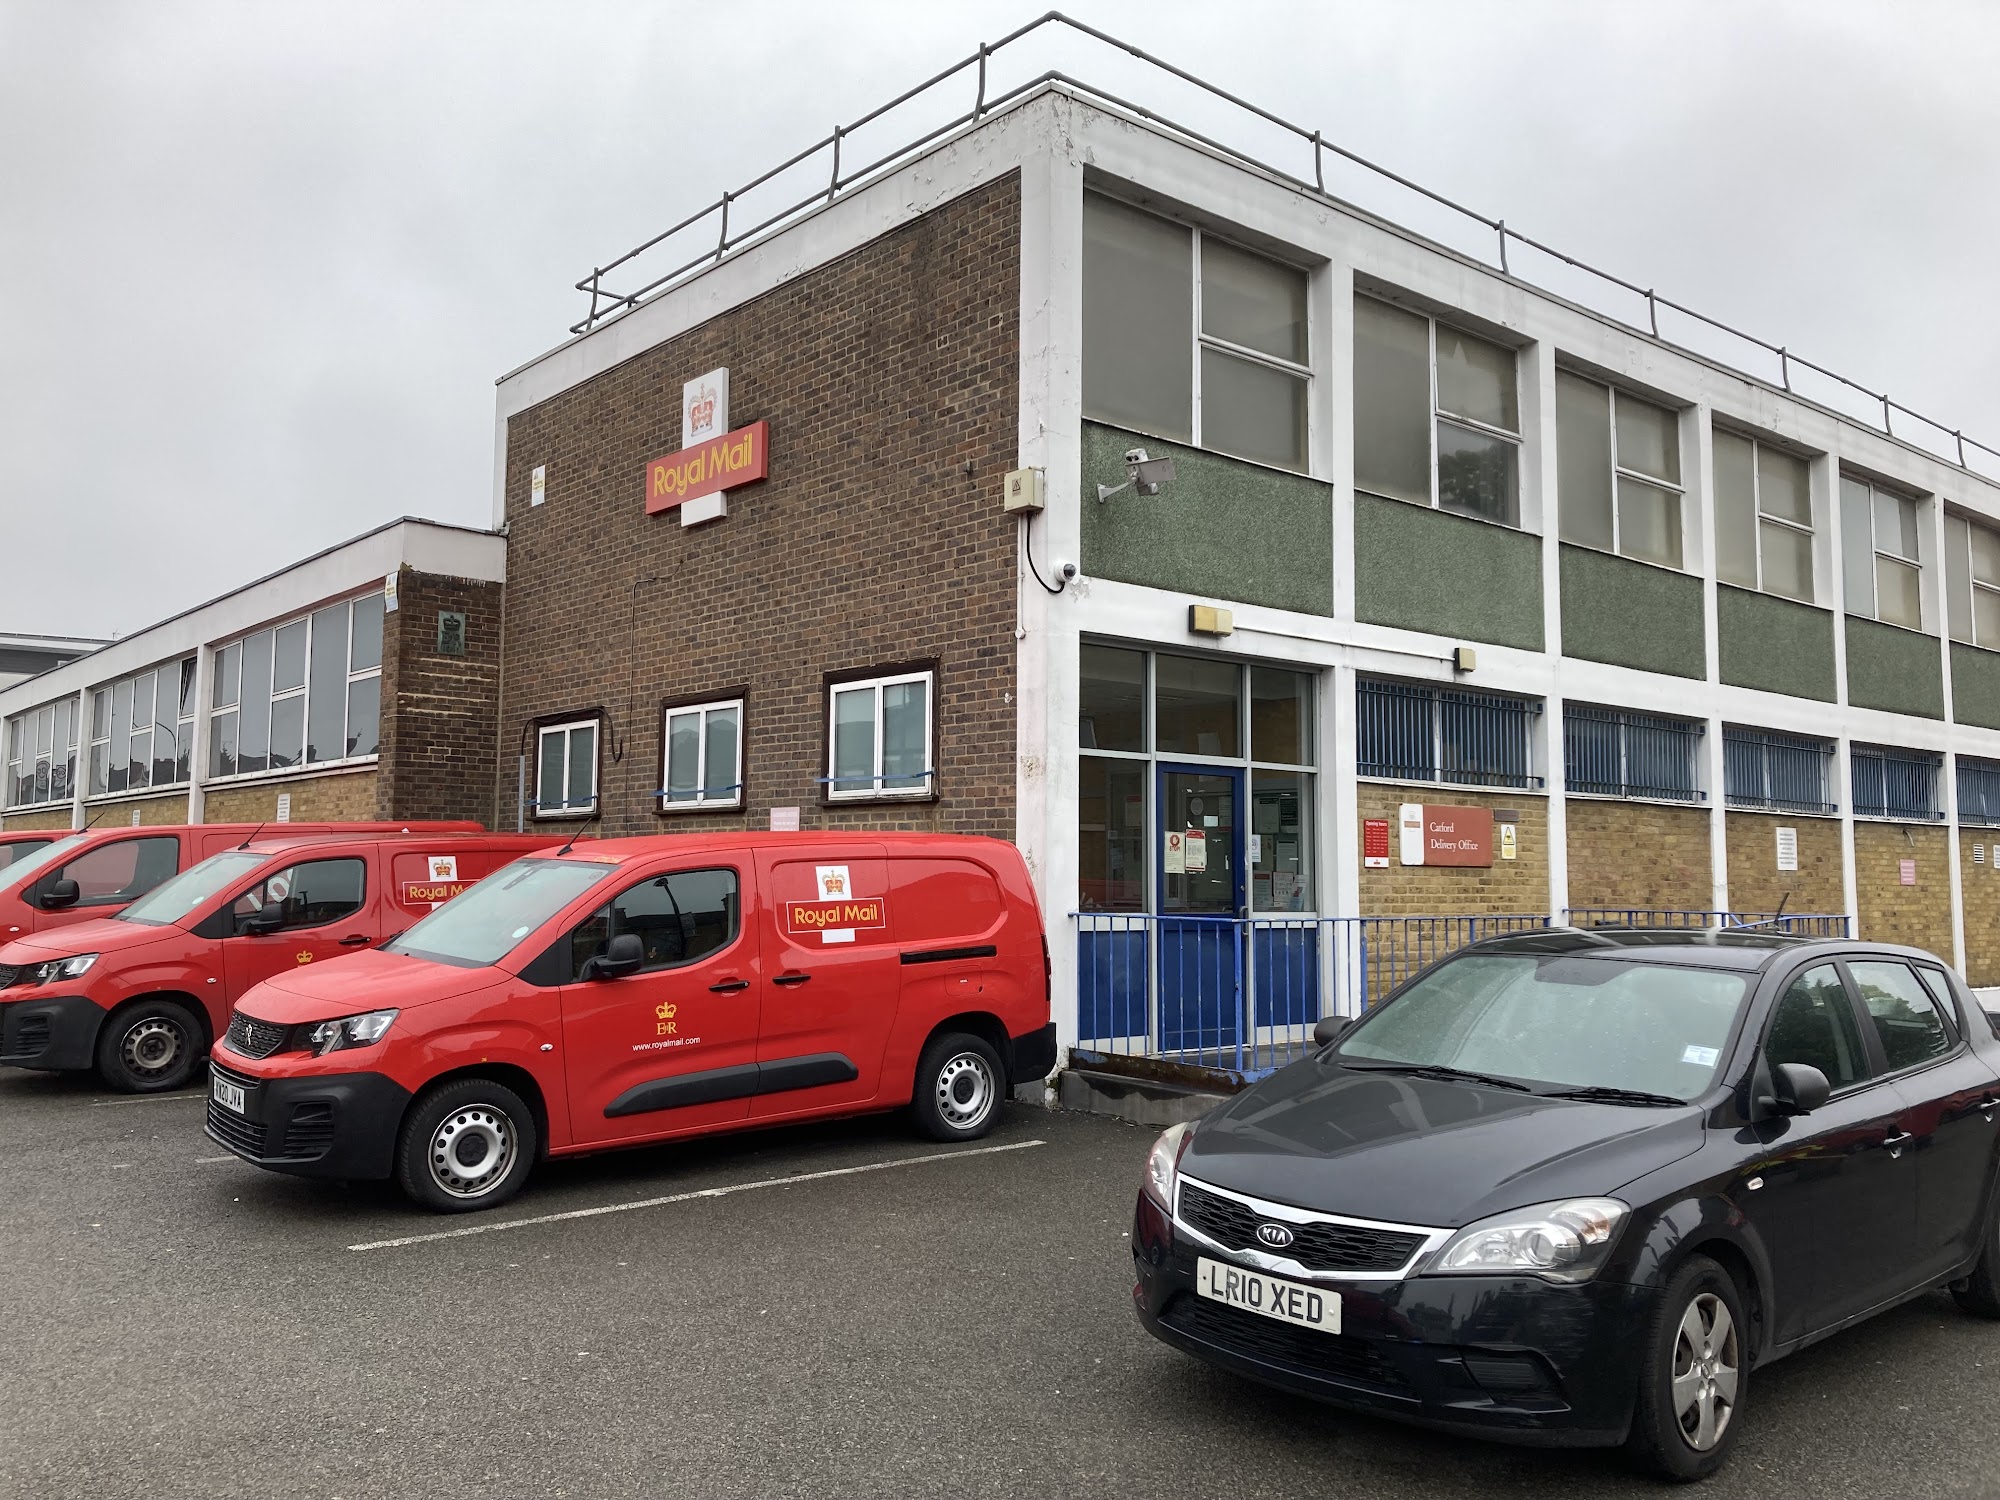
xmin=429 ymin=1106 xmax=515 ymax=1198
xmin=935 ymin=1053 xmax=994 ymax=1130
xmin=122 ymin=1018 xmax=183 ymax=1077
xmin=1671 ymin=1292 xmax=1739 ymax=1451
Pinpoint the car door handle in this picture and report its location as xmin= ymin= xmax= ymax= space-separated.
xmin=708 ymin=978 xmax=751 ymax=994
xmin=1981 ymin=1096 xmax=1999 ymax=1121
xmin=1884 ymin=1130 xmax=1915 ymax=1157
xmin=338 ymin=935 xmax=371 ymax=947
xmin=772 ymin=973 xmax=812 ymax=987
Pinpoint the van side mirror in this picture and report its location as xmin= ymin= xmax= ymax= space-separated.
xmin=39 ymin=879 xmax=79 ymax=911
xmin=581 ymin=932 xmax=645 ymax=981
xmin=1313 ymin=1015 xmax=1355 ymax=1048
xmin=243 ymin=905 xmax=286 ymax=935
xmin=1767 ymin=1062 xmax=1830 ymax=1116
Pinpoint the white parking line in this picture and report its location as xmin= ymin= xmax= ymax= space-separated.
xmin=89 ymin=1092 xmax=205 ymax=1108
xmin=348 ymin=1137 xmax=1049 ymax=1252
xmin=193 ymin=1155 xmax=236 ymax=1164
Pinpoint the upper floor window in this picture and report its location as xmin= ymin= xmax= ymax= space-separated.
xmin=536 ymin=718 xmax=600 ymax=819
xmin=89 ymin=659 xmax=195 ymax=797
xmin=1557 ymin=372 xmax=1683 ymax=568
xmin=1943 ymin=511 xmax=2000 ymax=651
xmin=1851 ymin=744 xmax=1941 ymax=821
xmin=1715 ymin=430 xmax=1813 ymax=602
xmin=1354 ymin=296 xmax=1521 ymax=526
xmin=1082 ymin=192 xmax=1309 ymax=472
xmin=1841 ymin=476 xmax=1923 ymax=630
xmin=4 ymin=698 xmax=77 ymax=808
xmin=1722 ymin=726 xmax=1834 ymax=814
xmin=1564 ymin=704 xmax=1703 ymax=802
xmin=828 ymin=670 xmax=933 ymax=801
xmin=209 ymin=593 xmax=384 ymax=778
xmin=1958 ymin=755 xmax=2000 ymax=827
xmin=1356 ymin=678 xmax=1541 ymax=790
xmin=659 ymin=698 xmax=743 ymax=811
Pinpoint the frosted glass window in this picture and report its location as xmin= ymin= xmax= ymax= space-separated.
xmin=1354 ymin=296 xmax=1431 ymax=506
xmin=1558 ymin=371 xmax=1686 ymax=568
xmin=1437 ymin=421 xmax=1518 ymax=524
xmin=1615 ymin=395 xmax=1679 ymax=484
xmin=1713 ymin=430 xmax=1758 ymax=588
xmin=1715 ymin=428 xmax=1814 ymax=601
xmin=1201 ymin=236 xmax=1306 ymax=363
xmin=1201 ymin=346 xmax=1307 ymax=470
xmin=1435 ymin=327 xmax=1517 ymax=431
xmin=1556 ymin=372 xmax=1614 ymax=550
xmin=1618 ymin=479 xmax=1682 ymax=570
xmin=1082 ymin=194 xmax=1192 ymax=443
xmin=1844 ymin=475 xmax=1926 ymax=629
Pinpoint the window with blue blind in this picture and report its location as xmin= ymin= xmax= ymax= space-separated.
xmin=1564 ymin=705 xmax=1704 ymax=801
xmin=1851 ymin=745 xmax=1942 ymax=821
xmin=1723 ymin=727 xmax=1835 ymax=814
xmin=1958 ymin=756 xmax=2000 ymax=826
xmin=1356 ymin=679 xmax=1541 ymax=789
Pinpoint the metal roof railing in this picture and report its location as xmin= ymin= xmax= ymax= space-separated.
xmin=568 ymin=12 xmax=2000 ymax=484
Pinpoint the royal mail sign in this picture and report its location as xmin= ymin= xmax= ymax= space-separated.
xmin=646 ymin=420 xmax=769 ymax=515
xmin=1398 ymin=803 xmax=1494 ymax=867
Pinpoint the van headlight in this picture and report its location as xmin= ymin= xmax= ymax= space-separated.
xmin=307 ymin=1008 xmax=399 ymax=1056
xmin=1141 ymin=1121 xmax=1192 ymax=1210
xmin=33 ymin=953 xmax=98 ymax=983
xmin=1425 ymin=1198 xmax=1629 ymax=1283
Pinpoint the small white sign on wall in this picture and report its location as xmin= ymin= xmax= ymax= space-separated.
xmin=770 ymin=806 xmax=800 ymax=832
xmin=1399 ymin=803 xmax=1426 ymax=866
xmin=682 ymin=368 xmax=729 ymax=447
xmin=530 ymin=464 xmax=546 ymax=507
xmin=276 ymin=792 xmax=292 ymax=823
xmin=1775 ymin=826 xmax=1798 ymax=873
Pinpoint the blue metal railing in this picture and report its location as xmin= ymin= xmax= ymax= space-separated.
xmin=1723 ymin=727 xmax=1836 ymax=815
xmin=1565 ymin=705 xmax=1704 ymax=801
xmin=1852 ymin=746 xmax=1943 ymax=821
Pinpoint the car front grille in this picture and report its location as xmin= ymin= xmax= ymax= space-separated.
xmin=15 ymin=1014 xmax=51 ymax=1055
xmin=1178 ymin=1181 xmax=1427 ymax=1274
xmin=1161 ymin=1292 xmax=1409 ymax=1392
xmin=225 ymin=1011 xmax=291 ymax=1060
xmin=206 ymin=1100 xmax=266 ymax=1157
xmin=282 ymin=1102 xmax=334 ymax=1158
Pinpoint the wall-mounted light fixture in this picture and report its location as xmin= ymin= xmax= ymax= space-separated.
xmin=1097 ymin=446 xmax=1177 ymax=503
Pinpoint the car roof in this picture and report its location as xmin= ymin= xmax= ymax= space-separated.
xmin=1465 ymin=926 xmax=1946 ymax=972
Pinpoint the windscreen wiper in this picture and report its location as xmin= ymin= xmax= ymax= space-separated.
xmin=1342 ymin=1061 xmax=1532 ymax=1093
xmin=1541 ymin=1085 xmax=1686 ymax=1107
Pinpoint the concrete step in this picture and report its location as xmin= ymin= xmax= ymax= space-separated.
xmin=1056 ymin=1065 xmax=1230 ymax=1128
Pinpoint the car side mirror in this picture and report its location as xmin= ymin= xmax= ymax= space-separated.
xmin=1768 ymin=1061 xmax=1830 ymax=1116
xmin=39 ymin=879 xmax=79 ymax=911
xmin=243 ymin=905 xmax=286 ymax=935
xmin=1313 ymin=1015 xmax=1355 ymax=1048
xmin=581 ymin=932 xmax=645 ymax=981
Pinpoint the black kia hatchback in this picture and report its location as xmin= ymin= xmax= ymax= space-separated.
xmin=1131 ymin=929 xmax=2000 ymax=1481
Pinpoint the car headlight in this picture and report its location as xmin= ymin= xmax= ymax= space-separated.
xmin=1425 ymin=1197 xmax=1629 ymax=1283
xmin=307 ymin=1008 xmax=398 ymax=1056
xmin=33 ymin=953 xmax=98 ymax=983
xmin=1141 ymin=1121 xmax=1192 ymax=1210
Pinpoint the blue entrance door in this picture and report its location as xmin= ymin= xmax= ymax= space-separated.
xmin=1157 ymin=764 xmax=1244 ymax=1056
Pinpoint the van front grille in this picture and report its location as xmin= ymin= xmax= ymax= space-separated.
xmin=225 ymin=1012 xmax=292 ymax=1060
xmin=206 ymin=1101 xmax=266 ymax=1158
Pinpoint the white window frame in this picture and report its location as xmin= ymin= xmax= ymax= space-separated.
xmin=1715 ymin=428 xmax=1815 ymax=602
xmin=535 ymin=718 xmax=600 ymax=820
xmin=5 ymin=698 xmax=78 ymax=810
xmin=1560 ymin=371 xmax=1686 ymax=568
xmin=658 ymin=697 xmax=744 ymax=812
xmin=1843 ymin=475 xmax=1924 ymax=630
xmin=85 ymin=658 xmax=195 ymax=799
xmin=1944 ymin=509 xmax=2000 ymax=650
xmin=206 ymin=592 xmax=384 ymax=783
xmin=826 ymin=670 xmax=935 ymax=802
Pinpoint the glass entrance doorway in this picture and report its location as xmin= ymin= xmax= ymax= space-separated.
xmin=1158 ymin=765 xmax=1242 ymax=1052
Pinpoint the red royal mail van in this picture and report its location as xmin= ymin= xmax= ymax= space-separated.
xmin=0 ymin=821 xmax=479 ymax=945
xmin=205 ymin=832 xmax=1055 ymax=1211
xmin=0 ymin=831 xmax=63 ymax=872
xmin=0 ymin=830 xmax=556 ymax=1092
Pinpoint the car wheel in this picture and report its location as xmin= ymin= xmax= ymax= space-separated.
xmin=94 ymin=999 xmax=203 ymax=1094
xmin=1625 ymin=1254 xmax=1748 ymax=1482
xmin=395 ymin=1078 xmax=537 ymax=1214
xmin=1951 ymin=1192 xmax=2000 ymax=1318
xmin=912 ymin=1033 xmax=1005 ymax=1143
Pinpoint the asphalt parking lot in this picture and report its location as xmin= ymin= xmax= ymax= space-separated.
xmin=6 ymin=1075 xmax=2000 ymax=1500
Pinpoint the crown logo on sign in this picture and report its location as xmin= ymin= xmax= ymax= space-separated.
xmin=655 ymin=1001 xmax=678 ymax=1020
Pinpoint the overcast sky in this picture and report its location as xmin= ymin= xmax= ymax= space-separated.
xmin=4 ymin=1 xmax=1997 ymax=637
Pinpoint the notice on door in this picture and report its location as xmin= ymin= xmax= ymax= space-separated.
xmin=1184 ymin=829 xmax=1208 ymax=873
xmin=1165 ymin=830 xmax=1187 ymax=875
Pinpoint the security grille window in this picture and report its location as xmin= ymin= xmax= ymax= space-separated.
xmin=828 ymin=671 xmax=933 ymax=800
xmin=1943 ymin=511 xmax=2000 ymax=650
xmin=208 ymin=593 xmax=384 ymax=778
xmin=1082 ymin=192 xmax=1310 ymax=472
xmin=1958 ymin=756 xmax=2000 ymax=827
xmin=535 ymin=719 xmax=599 ymax=819
xmin=1078 ymin=645 xmax=1318 ymax=912
xmin=4 ymin=699 xmax=78 ymax=808
xmin=1564 ymin=704 xmax=1704 ymax=802
xmin=1355 ymin=678 xmax=1542 ymax=790
xmin=1841 ymin=476 xmax=1924 ymax=630
xmin=1714 ymin=430 xmax=1814 ymax=602
xmin=1851 ymin=744 xmax=1942 ymax=821
xmin=1722 ymin=727 xmax=1835 ymax=814
xmin=659 ymin=698 xmax=743 ymax=811
xmin=1353 ymin=296 xmax=1522 ymax=526
xmin=88 ymin=659 xmax=196 ymax=797
xmin=1557 ymin=372 xmax=1685 ymax=569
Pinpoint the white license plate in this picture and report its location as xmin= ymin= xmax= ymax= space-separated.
xmin=1197 ymin=1255 xmax=1341 ymax=1334
xmin=211 ymin=1075 xmax=246 ymax=1113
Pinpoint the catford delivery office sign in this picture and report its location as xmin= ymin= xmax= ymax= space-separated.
xmin=645 ymin=368 xmax=768 ymax=527
xmin=1399 ymin=803 xmax=1494 ymax=867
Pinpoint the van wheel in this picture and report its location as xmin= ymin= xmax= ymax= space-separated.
xmin=912 ymin=1033 xmax=1005 ymax=1142
xmin=1624 ymin=1254 xmax=1748 ymax=1481
xmin=396 ymin=1079 xmax=537 ymax=1214
xmin=95 ymin=1000 xmax=203 ymax=1094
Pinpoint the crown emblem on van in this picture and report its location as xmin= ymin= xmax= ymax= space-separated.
xmin=822 ymin=873 xmax=846 ymax=895
xmin=655 ymin=1001 xmax=678 ymax=1021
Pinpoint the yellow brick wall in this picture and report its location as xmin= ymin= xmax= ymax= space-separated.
xmin=1725 ymin=812 xmax=1844 ymax=917
xmin=1853 ymin=822 xmax=1952 ymax=960
xmin=1959 ymin=829 xmax=2000 ymax=984
xmin=0 ymin=807 xmax=76 ymax=832
xmin=78 ymin=792 xmax=196 ymax=827
xmin=1565 ymin=799 xmax=1712 ymax=913
xmin=1354 ymin=782 xmax=1549 ymax=917
xmin=202 ymin=770 xmax=381 ymax=825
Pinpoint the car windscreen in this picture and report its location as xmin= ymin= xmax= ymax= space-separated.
xmin=383 ymin=858 xmax=614 ymax=968
xmin=1338 ymin=953 xmax=1752 ymax=1100
xmin=114 ymin=850 xmax=270 ymax=927
xmin=0 ymin=839 xmax=53 ymax=869
xmin=0 ymin=834 xmax=88 ymax=891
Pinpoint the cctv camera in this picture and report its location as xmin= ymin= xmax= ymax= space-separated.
xmin=1059 ymin=562 xmax=1078 ymax=582
xmin=1121 ymin=447 xmax=1176 ymax=496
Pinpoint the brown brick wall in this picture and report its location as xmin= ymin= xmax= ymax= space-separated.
xmin=1853 ymin=821 xmax=1952 ymax=959
xmin=86 ymin=792 xmax=195 ymax=827
xmin=203 ymin=770 xmax=379 ymax=825
xmin=1355 ymin=783 xmax=1549 ymax=916
xmin=1724 ymin=812 xmax=1844 ymax=917
xmin=1960 ymin=829 xmax=2000 ymax=984
xmin=376 ymin=568 xmax=502 ymax=828
xmin=0 ymin=807 xmax=75 ymax=832
xmin=1565 ymin=799 xmax=1713 ymax=914
xmin=497 ymin=174 xmax=1021 ymax=839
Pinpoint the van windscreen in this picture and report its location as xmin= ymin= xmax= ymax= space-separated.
xmin=385 ymin=858 xmax=614 ymax=968
xmin=116 ymin=850 xmax=270 ymax=927
xmin=0 ymin=835 xmax=87 ymax=891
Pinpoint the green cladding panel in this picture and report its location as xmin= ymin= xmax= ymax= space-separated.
xmin=1845 ymin=616 xmax=1945 ymax=719
xmin=1352 ymin=494 xmax=1544 ymax=650
xmin=1560 ymin=545 xmax=1705 ymax=679
xmin=1717 ymin=586 xmax=1837 ymax=703
xmin=1952 ymin=643 xmax=2000 ymax=729
xmin=1079 ymin=422 xmax=1333 ymax=615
